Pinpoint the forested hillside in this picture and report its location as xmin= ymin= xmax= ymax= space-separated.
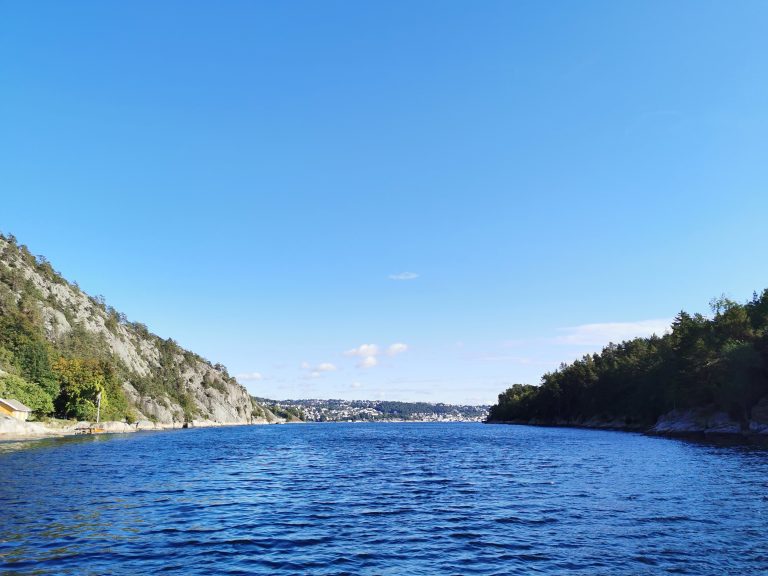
xmin=0 ymin=232 xmax=267 ymax=425
xmin=488 ymin=291 xmax=768 ymax=430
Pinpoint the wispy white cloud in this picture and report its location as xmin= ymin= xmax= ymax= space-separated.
xmin=387 ymin=343 xmax=408 ymax=356
xmin=389 ymin=272 xmax=419 ymax=281
xmin=344 ymin=342 xmax=408 ymax=369
xmin=300 ymin=361 xmax=338 ymax=379
xmin=351 ymin=382 xmax=362 ymax=389
xmin=555 ymin=318 xmax=672 ymax=346
xmin=345 ymin=344 xmax=380 ymax=357
xmin=236 ymin=371 xmax=263 ymax=381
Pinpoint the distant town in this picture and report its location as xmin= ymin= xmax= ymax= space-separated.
xmin=255 ymin=398 xmax=490 ymax=423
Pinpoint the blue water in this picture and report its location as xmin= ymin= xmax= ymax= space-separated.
xmin=0 ymin=423 xmax=766 ymax=575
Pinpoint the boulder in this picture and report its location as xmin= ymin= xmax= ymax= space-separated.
xmin=749 ymin=397 xmax=768 ymax=435
xmin=0 ymin=416 xmax=51 ymax=437
xmin=99 ymin=421 xmax=133 ymax=433
xmin=651 ymin=409 xmax=707 ymax=434
xmin=704 ymin=412 xmax=742 ymax=435
xmin=134 ymin=420 xmax=157 ymax=431
xmin=652 ymin=408 xmax=744 ymax=435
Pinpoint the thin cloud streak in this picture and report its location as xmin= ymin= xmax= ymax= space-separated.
xmin=555 ymin=318 xmax=672 ymax=346
xmin=389 ymin=272 xmax=419 ymax=281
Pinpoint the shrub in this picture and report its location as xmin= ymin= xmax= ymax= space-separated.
xmin=0 ymin=373 xmax=54 ymax=415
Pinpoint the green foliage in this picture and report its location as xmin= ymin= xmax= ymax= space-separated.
xmin=282 ymin=406 xmax=304 ymax=420
xmin=176 ymin=392 xmax=198 ymax=422
xmin=202 ymin=373 xmax=227 ymax=394
xmin=0 ymin=373 xmax=54 ymax=415
xmin=53 ymin=357 xmax=107 ymax=420
xmin=104 ymin=306 xmax=120 ymax=333
xmin=155 ymin=338 xmax=197 ymax=421
xmin=263 ymin=403 xmax=304 ymax=421
xmin=0 ymin=309 xmax=59 ymax=399
xmin=250 ymin=398 xmax=266 ymax=419
xmin=52 ymin=357 xmax=131 ymax=421
xmin=489 ymin=290 xmax=768 ymax=425
xmin=57 ymin=324 xmax=112 ymax=361
xmin=488 ymin=384 xmax=539 ymax=421
xmin=130 ymin=322 xmax=150 ymax=339
xmin=33 ymin=254 xmax=66 ymax=285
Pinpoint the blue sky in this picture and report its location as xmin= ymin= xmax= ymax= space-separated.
xmin=2 ymin=1 xmax=768 ymax=404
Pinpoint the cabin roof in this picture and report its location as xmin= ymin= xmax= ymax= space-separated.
xmin=0 ymin=398 xmax=32 ymax=412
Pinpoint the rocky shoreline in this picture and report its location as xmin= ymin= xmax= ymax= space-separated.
xmin=0 ymin=415 xmax=276 ymax=442
xmin=486 ymin=398 xmax=768 ymax=442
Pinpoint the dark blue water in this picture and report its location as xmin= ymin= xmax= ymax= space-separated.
xmin=0 ymin=423 xmax=766 ymax=575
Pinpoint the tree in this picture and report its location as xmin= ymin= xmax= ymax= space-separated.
xmin=52 ymin=357 xmax=108 ymax=420
xmin=0 ymin=373 xmax=54 ymax=415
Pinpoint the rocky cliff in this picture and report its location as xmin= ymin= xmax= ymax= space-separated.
xmin=0 ymin=233 xmax=268 ymax=425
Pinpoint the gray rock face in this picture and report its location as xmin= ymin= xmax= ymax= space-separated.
xmin=135 ymin=420 xmax=159 ymax=431
xmin=0 ymin=236 xmax=261 ymax=426
xmin=582 ymin=416 xmax=629 ymax=429
xmin=98 ymin=421 xmax=133 ymax=433
xmin=652 ymin=409 xmax=708 ymax=434
xmin=749 ymin=397 xmax=768 ymax=434
xmin=0 ymin=415 xmax=52 ymax=437
xmin=705 ymin=412 xmax=742 ymax=434
xmin=650 ymin=408 xmax=750 ymax=436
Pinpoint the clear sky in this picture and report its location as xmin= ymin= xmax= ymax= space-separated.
xmin=2 ymin=1 xmax=768 ymax=404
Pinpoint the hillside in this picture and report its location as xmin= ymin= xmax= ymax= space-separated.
xmin=487 ymin=291 xmax=768 ymax=436
xmin=0 ymin=232 xmax=270 ymax=427
xmin=257 ymin=398 xmax=489 ymax=422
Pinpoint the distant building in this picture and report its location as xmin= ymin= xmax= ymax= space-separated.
xmin=0 ymin=398 xmax=33 ymax=421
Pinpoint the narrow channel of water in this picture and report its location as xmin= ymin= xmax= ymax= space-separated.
xmin=1 ymin=423 xmax=766 ymax=575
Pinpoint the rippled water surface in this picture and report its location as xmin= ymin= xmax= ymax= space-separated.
xmin=1 ymin=423 xmax=767 ymax=575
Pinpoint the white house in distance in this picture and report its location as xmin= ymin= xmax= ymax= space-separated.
xmin=0 ymin=398 xmax=33 ymax=421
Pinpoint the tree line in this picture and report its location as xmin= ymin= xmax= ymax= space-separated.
xmin=488 ymin=290 xmax=768 ymax=426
